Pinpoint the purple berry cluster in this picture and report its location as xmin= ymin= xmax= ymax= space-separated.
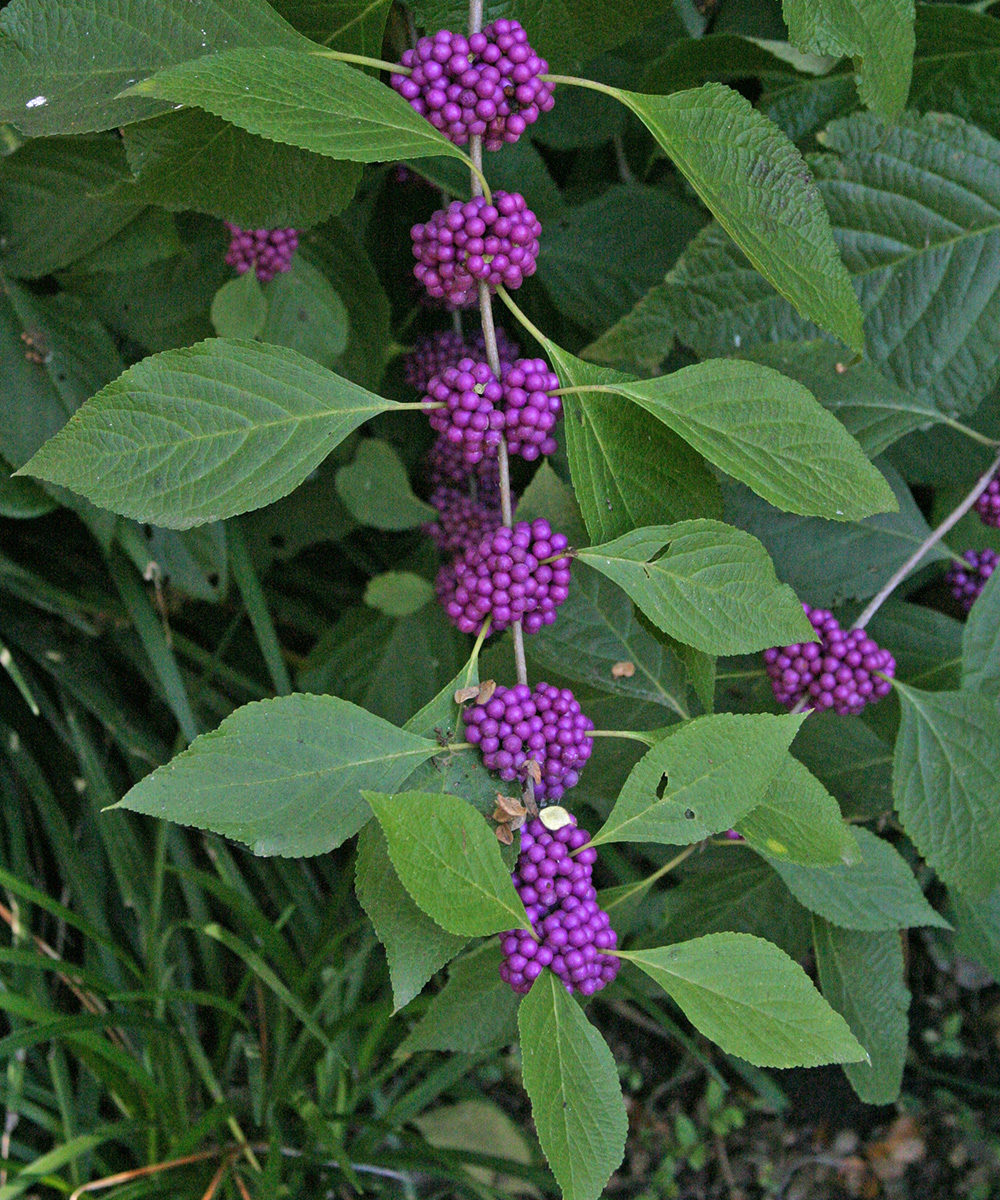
xmin=224 ymin=223 xmax=298 ymax=283
xmin=763 ymin=604 xmax=895 ymax=716
xmin=462 ymin=682 xmax=594 ymax=801
xmin=424 ymin=358 xmax=506 ymax=464
xmin=974 ymin=474 xmax=1000 ymax=528
xmin=500 ymin=358 xmax=561 ymax=460
xmin=391 ymin=21 xmax=553 ymax=151
xmin=411 ymin=192 xmax=541 ymax=307
xmin=946 ymin=549 xmax=997 ymax=610
xmin=424 ymin=486 xmax=502 ymax=557
xmin=405 ymin=328 xmax=523 ymax=396
xmin=425 ymin=432 xmax=501 ymax=491
xmin=443 ymin=518 xmax=571 ymax=635
xmin=499 ymin=813 xmax=619 ymax=996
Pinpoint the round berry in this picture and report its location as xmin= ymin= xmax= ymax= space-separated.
xmin=975 ymin=474 xmax=1000 ymax=528
xmin=224 ymin=223 xmax=298 ymax=283
xmin=424 ymin=486 xmax=503 ymax=557
xmin=444 ymin=519 xmax=572 ymax=635
xmin=763 ymin=604 xmax=895 ymax=716
xmin=411 ymin=192 xmax=542 ymax=307
xmin=425 ymin=432 xmax=501 ymax=492
xmin=462 ymin=682 xmax=594 ymax=801
xmin=404 ymin=330 xmax=467 ymax=393
xmin=473 ymin=326 xmax=521 ymax=365
xmin=500 ymin=357 xmax=561 ymax=460
xmin=423 ymin=358 xmax=506 ymax=464
xmin=946 ymin=548 xmax=998 ymax=611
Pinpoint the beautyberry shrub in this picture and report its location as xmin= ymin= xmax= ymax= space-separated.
xmin=946 ymin=549 xmax=997 ymax=610
xmin=500 ymin=358 xmax=562 ymax=460
xmin=423 ymin=358 xmax=505 ymax=464
xmin=424 ymin=486 xmax=502 ymax=557
xmin=224 ymin=223 xmax=298 ymax=283
xmin=974 ymin=474 xmax=1000 ymax=528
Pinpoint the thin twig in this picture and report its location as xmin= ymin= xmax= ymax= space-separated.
xmin=67 ymin=1147 xmax=233 ymax=1199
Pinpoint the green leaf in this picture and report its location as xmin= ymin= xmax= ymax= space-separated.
xmin=961 ymin=569 xmax=1000 ymax=697
xmin=742 ymin=340 xmax=947 ymax=459
xmin=364 ymin=572 xmax=433 ymax=619
xmin=591 ymin=712 xmax=804 ymax=847
xmin=0 ymin=463 xmax=56 ymax=519
xmin=211 ymin=272 xmax=267 ymax=341
xmin=610 ymin=82 xmax=863 ymax=352
xmin=73 ymin=206 xmax=182 ymax=275
xmin=620 ymin=933 xmax=866 ymax=1067
xmin=0 ymin=0 xmax=306 ymax=136
xmin=536 ymin=184 xmax=705 ymax=334
xmin=526 ymin=564 xmax=690 ymax=719
xmin=867 ymin=600 xmax=963 ymax=691
xmin=0 ymin=135 xmax=145 ymax=278
xmin=124 ymin=108 xmax=362 ymax=228
xmin=577 ymin=521 xmax=813 ymax=655
xmin=127 ymin=47 xmax=468 ymax=166
xmin=893 ymin=684 xmax=1000 ymax=898
xmin=514 ymin=460 xmax=589 ymax=549
xmin=783 ymin=0 xmax=915 ymax=120
xmin=355 ymin=821 xmax=467 ymax=1012
xmin=114 ymin=693 xmax=439 ymax=857
xmin=518 ymin=974 xmax=627 ymax=1200
xmin=604 ymin=360 xmax=896 ymax=521
xmin=19 ymin=338 xmax=397 ymax=528
xmin=398 ymin=942 xmax=520 ymax=1054
xmin=260 ymin=258 xmax=349 ymax=368
xmin=768 ymin=827 xmax=949 ymax=931
xmin=812 ymin=918 xmax=909 ymax=1104
xmin=365 ymin=791 xmax=529 ymax=937
xmin=723 ymin=461 xmax=946 ymax=607
xmin=272 ymin=0 xmax=392 ymax=52
xmin=908 ymin=6 xmax=1000 ymax=140
xmin=335 ymin=439 xmax=436 ymax=531
xmin=736 ymin=756 xmax=860 ymax=868
xmin=950 ymin=884 xmax=1000 ymax=985
xmin=791 ymin=711 xmax=894 ymax=820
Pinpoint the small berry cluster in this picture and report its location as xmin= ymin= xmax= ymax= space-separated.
xmin=443 ymin=519 xmax=571 ymax=635
xmin=946 ymin=549 xmax=997 ymax=610
xmin=405 ymin=328 xmax=523 ymax=393
xmin=424 ymin=485 xmax=502 ymax=557
xmin=462 ymin=682 xmax=594 ymax=801
xmin=425 ymin=431 xmax=501 ymax=490
xmin=975 ymin=473 xmax=1000 ymax=528
xmin=411 ymin=192 xmax=542 ymax=307
xmin=391 ymin=21 xmax=553 ymax=151
xmin=424 ymin=358 xmax=506 ymax=464
xmin=500 ymin=813 xmax=619 ymax=996
xmin=500 ymin=357 xmax=561 ymax=461
xmin=224 ymin=223 xmax=298 ymax=283
xmin=763 ymin=604 xmax=895 ymax=716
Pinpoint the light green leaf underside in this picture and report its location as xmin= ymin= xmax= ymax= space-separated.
xmin=961 ymin=570 xmax=1000 ymax=697
xmin=336 ymin=438 xmax=436 ymax=531
xmin=114 ymin=693 xmax=438 ymax=857
xmin=518 ymin=974 xmax=628 ymax=1200
xmin=19 ymin=338 xmax=396 ymax=528
xmin=621 ymin=932 xmax=866 ymax=1067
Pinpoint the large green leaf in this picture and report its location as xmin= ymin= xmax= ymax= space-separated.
xmin=577 ymin=521 xmax=813 ymax=655
xmin=398 ymin=942 xmax=520 ymax=1054
xmin=525 ymin=564 xmax=690 ymax=718
xmin=620 ymin=933 xmax=866 ymax=1067
xmin=950 ymin=884 xmax=1000 ymax=985
xmin=591 ymin=712 xmax=804 ymax=847
xmin=0 ymin=0 xmax=305 ymax=135
xmin=270 ymin=0 xmax=392 ymax=55
xmin=767 ymin=827 xmax=948 ymax=931
xmin=127 ymin=46 xmax=468 ymax=165
xmin=961 ymin=569 xmax=1000 ymax=697
xmin=19 ymin=339 xmax=397 ymax=528
xmin=791 ymin=712 xmax=894 ymax=820
xmin=518 ymin=974 xmax=628 ymax=1200
xmin=907 ymin=6 xmax=1000 ymax=139
xmin=365 ymin=790 xmax=530 ymax=937
xmin=0 ymin=135 xmax=146 ymax=278
xmin=736 ymin=756 xmax=860 ymax=868
xmin=893 ymin=684 xmax=1000 ymax=897
xmin=722 ymin=462 xmax=946 ymax=606
xmin=608 ymin=82 xmax=863 ymax=352
xmin=599 ymin=360 xmax=896 ymax=521
xmin=260 ymin=258 xmax=349 ymax=368
xmin=355 ymin=822 xmax=467 ymax=1012
xmin=783 ymin=0 xmax=915 ymax=120
xmin=124 ymin=109 xmax=361 ymax=228
xmin=812 ymin=918 xmax=909 ymax=1104
xmin=336 ymin=439 xmax=436 ymax=530
xmin=113 ymin=693 xmax=439 ymax=857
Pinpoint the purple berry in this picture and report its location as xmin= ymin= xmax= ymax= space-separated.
xmin=946 ymin=549 xmax=998 ymax=611
xmin=424 ymin=486 xmax=503 ymax=557
xmin=390 ymin=21 xmax=554 ymax=151
xmin=425 ymin=432 xmax=501 ymax=492
xmin=405 ymin=330 xmax=467 ymax=392
xmin=763 ymin=604 xmax=896 ymax=716
xmin=462 ymin=682 xmax=594 ymax=801
xmin=423 ymin=357 xmax=506 ymax=465
xmin=500 ymin=357 xmax=561 ymax=461
xmin=411 ymin=191 xmax=542 ymax=307
xmin=224 ymin=223 xmax=298 ymax=283
xmin=499 ymin=813 xmax=619 ymax=996
xmin=473 ymin=326 xmax=521 ymax=365
xmin=444 ymin=518 xmax=572 ymax=635
xmin=975 ymin=474 xmax=1000 ymax=528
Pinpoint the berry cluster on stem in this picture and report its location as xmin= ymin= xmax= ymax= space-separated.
xmin=224 ymin=223 xmax=298 ymax=283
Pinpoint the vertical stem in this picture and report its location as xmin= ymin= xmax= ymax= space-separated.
xmin=467 ymin=0 xmax=535 ymax=814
